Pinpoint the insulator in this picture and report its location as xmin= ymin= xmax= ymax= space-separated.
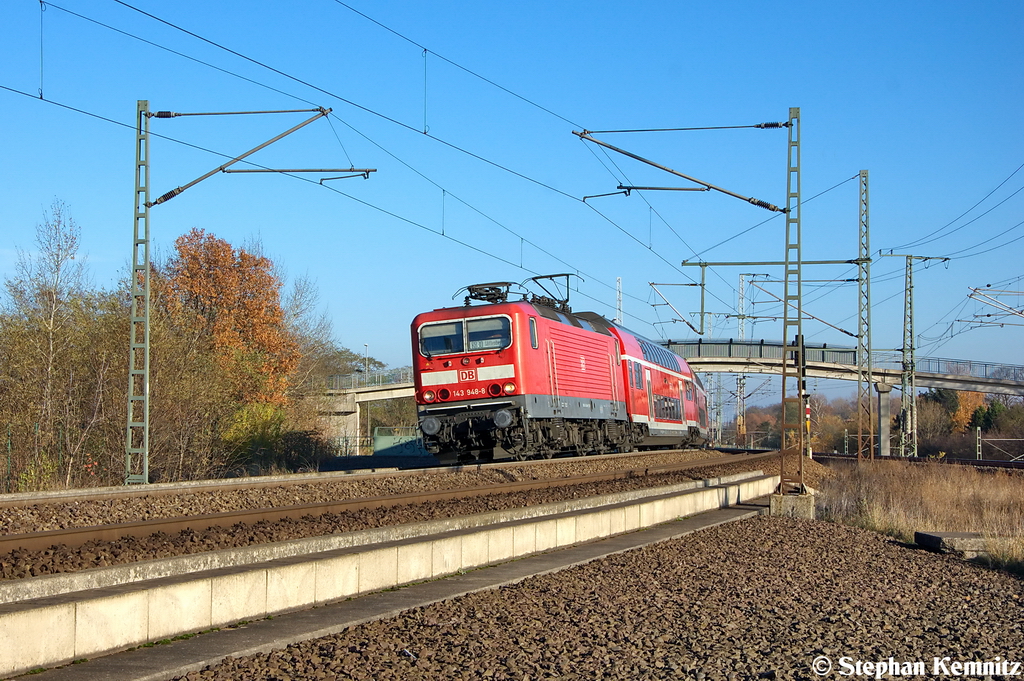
xmin=154 ymin=188 xmax=181 ymax=205
xmin=755 ymin=122 xmax=788 ymax=129
xmin=153 ymin=111 xmax=177 ymax=118
xmin=748 ymin=198 xmax=782 ymax=212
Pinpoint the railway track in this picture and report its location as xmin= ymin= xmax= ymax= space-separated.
xmin=0 ymin=461 xmax=783 ymax=678
xmin=814 ymin=452 xmax=1024 ymax=470
xmin=0 ymin=450 xmax=779 ymax=557
xmin=0 ymin=447 xmax=748 ymax=510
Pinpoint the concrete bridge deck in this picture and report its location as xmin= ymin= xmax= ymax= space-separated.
xmin=321 ymin=341 xmax=1024 ymax=405
xmin=666 ymin=339 xmax=1024 ymax=395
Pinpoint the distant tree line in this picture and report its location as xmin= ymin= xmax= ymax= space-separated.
xmin=722 ymin=386 xmax=1024 ymax=459
xmin=0 ymin=201 xmax=411 ymax=491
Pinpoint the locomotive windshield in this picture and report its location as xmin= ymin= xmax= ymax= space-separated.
xmin=420 ymin=321 xmax=464 ymax=355
xmin=467 ymin=318 xmax=511 ymax=350
xmin=419 ymin=316 xmax=511 ymax=356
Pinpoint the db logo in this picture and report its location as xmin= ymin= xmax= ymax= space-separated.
xmin=459 ymin=370 xmax=477 ymax=382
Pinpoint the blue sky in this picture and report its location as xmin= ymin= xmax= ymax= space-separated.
xmin=2 ymin=0 xmax=1022 ymax=407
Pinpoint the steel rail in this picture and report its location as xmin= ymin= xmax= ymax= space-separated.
xmin=814 ymin=453 xmax=1024 ymax=470
xmin=0 ymin=448 xmax=736 ymax=509
xmin=0 ymin=452 xmax=779 ymax=555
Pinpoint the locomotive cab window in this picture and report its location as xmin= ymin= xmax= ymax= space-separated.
xmin=467 ymin=317 xmax=512 ymax=351
xmin=529 ymin=317 xmax=538 ymax=349
xmin=420 ymin=321 xmax=464 ymax=356
xmin=420 ymin=316 xmax=512 ymax=356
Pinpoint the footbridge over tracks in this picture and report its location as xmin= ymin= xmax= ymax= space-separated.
xmin=666 ymin=339 xmax=1024 ymax=395
xmin=317 ymin=369 xmax=416 ymax=448
xmin=314 ymin=342 xmax=1024 ymax=446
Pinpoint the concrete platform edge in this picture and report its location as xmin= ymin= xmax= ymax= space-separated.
xmin=2 ymin=475 xmax=777 ymax=678
xmin=27 ymin=501 xmax=768 ymax=681
xmin=0 ymin=469 xmax=762 ymax=606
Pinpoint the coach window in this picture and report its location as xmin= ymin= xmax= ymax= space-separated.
xmin=420 ymin=321 xmax=464 ymax=356
xmin=467 ymin=317 xmax=512 ymax=351
xmin=529 ymin=317 xmax=538 ymax=349
xmin=685 ymin=381 xmax=694 ymax=401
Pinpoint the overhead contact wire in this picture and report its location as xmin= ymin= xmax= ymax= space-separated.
xmin=43 ymin=5 xmax=652 ymax=314
xmin=892 ymin=160 xmax=1024 ymax=250
xmin=44 ymin=3 xmax=581 ymax=279
xmin=328 ymin=0 xmax=583 ymax=129
xmin=692 ymin=174 xmax=859 ymax=261
xmin=106 ymin=0 xmax=694 ymax=310
xmin=110 ymin=0 xmax=580 ymax=203
xmin=27 ymin=4 xmax=696 ymax=331
xmin=1 ymin=83 xmax=660 ymax=329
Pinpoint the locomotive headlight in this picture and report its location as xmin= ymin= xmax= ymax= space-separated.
xmin=493 ymin=409 xmax=513 ymax=429
xmin=503 ymin=382 xmax=517 ymax=394
xmin=420 ymin=416 xmax=442 ymax=436
xmin=422 ymin=390 xmax=436 ymax=403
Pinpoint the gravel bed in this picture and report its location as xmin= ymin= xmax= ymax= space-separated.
xmin=0 ymin=457 xmax=827 ymax=581
xmin=0 ymin=450 xmax=726 ymax=534
xmin=174 ymin=517 xmax=1024 ymax=681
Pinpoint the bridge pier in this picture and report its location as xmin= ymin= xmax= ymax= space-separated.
xmin=315 ymin=383 xmax=417 ymax=455
xmin=307 ymin=394 xmax=362 ymax=453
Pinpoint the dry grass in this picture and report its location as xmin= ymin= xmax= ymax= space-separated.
xmin=816 ymin=459 xmax=1024 ymax=574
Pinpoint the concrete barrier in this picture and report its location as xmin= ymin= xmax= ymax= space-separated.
xmin=0 ymin=471 xmax=775 ymax=678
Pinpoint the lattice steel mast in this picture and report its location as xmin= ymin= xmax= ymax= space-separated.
xmin=856 ymin=170 xmax=873 ymax=460
xmin=736 ymin=274 xmax=748 ymax=447
xmin=125 ymin=100 xmax=151 ymax=484
xmin=124 ymin=103 xmax=372 ymax=483
xmin=901 ymin=257 xmax=918 ymax=457
xmin=779 ymin=107 xmax=805 ymax=493
xmin=880 ymin=253 xmax=949 ymax=458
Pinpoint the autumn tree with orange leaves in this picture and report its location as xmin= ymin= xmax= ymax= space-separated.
xmin=1 ymin=205 xmax=393 ymax=489
xmin=160 ymin=228 xmax=298 ymax=406
xmin=950 ymin=391 xmax=987 ymax=434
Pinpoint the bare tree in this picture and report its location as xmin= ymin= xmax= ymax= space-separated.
xmin=1 ymin=200 xmax=95 ymax=488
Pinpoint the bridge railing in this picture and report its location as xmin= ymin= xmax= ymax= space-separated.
xmin=666 ymin=339 xmax=1024 ymax=382
xmin=908 ymin=356 xmax=1024 ymax=382
xmin=326 ymin=366 xmax=413 ymax=391
xmin=667 ymin=339 xmax=855 ymax=364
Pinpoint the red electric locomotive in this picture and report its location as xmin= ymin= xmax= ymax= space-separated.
xmin=411 ymin=276 xmax=710 ymax=463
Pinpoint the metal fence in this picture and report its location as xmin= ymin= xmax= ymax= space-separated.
xmin=325 ymin=367 xmax=414 ymax=391
xmin=667 ymin=339 xmax=1024 ymax=382
xmin=372 ymin=427 xmax=429 ymax=457
xmin=881 ymin=354 xmax=1024 ymax=382
xmin=326 ymin=436 xmax=372 ymax=456
xmin=326 ymin=429 xmax=429 ymax=458
xmin=668 ymin=338 xmax=856 ymax=364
